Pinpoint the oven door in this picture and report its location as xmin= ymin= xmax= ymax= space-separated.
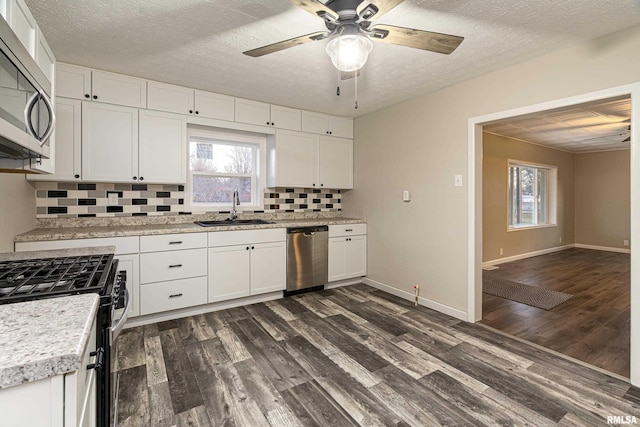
xmin=109 ymin=270 xmax=130 ymax=427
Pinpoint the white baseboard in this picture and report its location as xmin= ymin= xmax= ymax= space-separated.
xmin=482 ymin=245 xmax=574 ymax=267
xmin=362 ymin=278 xmax=468 ymax=321
xmin=325 ymin=278 xmax=363 ymax=289
xmin=574 ymin=243 xmax=631 ymax=254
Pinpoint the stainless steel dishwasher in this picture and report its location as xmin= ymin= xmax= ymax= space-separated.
xmin=286 ymin=225 xmax=328 ymax=294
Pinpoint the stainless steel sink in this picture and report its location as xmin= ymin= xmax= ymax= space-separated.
xmin=195 ymin=219 xmax=275 ymax=227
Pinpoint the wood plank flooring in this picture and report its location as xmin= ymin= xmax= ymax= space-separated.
xmin=480 ymin=248 xmax=630 ymax=377
xmin=116 ymin=284 xmax=639 ymax=426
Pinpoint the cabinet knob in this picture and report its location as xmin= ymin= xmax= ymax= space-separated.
xmin=246 ymin=246 xmax=249 ymax=250
xmin=312 ymin=183 xmax=316 ymax=187
xmin=266 ymin=121 xmax=270 ymax=125
xmin=93 ymin=95 xmax=98 ymax=100
xmin=74 ymin=174 xmax=80 ymax=179
xmin=195 ymin=111 xmax=199 ymax=115
xmin=271 ymin=122 xmax=274 ymax=126
xmin=329 ymin=131 xmax=333 ymax=135
xmin=320 ymin=184 xmax=324 ymax=187
xmin=84 ymin=94 xmax=90 ymax=99
xmin=251 ymin=246 xmax=255 ymax=250
xmin=133 ymin=176 xmax=137 ymax=180
xmin=189 ymin=110 xmax=193 ymax=114
xmin=139 ymin=176 xmax=144 ymax=181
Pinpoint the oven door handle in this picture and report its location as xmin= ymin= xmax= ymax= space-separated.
xmin=111 ymin=288 xmax=131 ymax=345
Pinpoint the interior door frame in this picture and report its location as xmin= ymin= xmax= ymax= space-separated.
xmin=467 ymin=83 xmax=640 ymax=385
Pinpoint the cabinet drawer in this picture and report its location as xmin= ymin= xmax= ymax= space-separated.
xmin=208 ymin=228 xmax=285 ymax=247
xmin=328 ymin=223 xmax=367 ymax=237
xmin=140 ymin=233 xmax=207 ymax=253
xmin=140 ymin=276 xmax=207 ymax=315
xmin=15 ymin=236 xmax=139 ymax=255
xmin=140 ymin=248 xmax=207 ymax=283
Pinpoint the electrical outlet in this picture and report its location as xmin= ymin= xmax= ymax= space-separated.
xmin=499 ymin=248 xmax=504 ymax=256
xmin=454 ymin=174 xmax=463 ymax=187
xmin=107 ymin=192 xmax=119 ymax=206
xmin=624 ymin=240 xmax=630 ymax=246
xmin=559 ymin=237 xmax=562 ymax=243
xmin=403 ymin=190 xmax=411 ymax=202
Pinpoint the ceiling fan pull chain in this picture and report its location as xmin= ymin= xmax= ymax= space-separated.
xmin=337 ymin=86 xmax=341 ymax=96
xmin=354 ymin=69 xmax=359 ymax=110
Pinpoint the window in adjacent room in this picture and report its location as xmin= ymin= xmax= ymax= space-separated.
xmin=508 ymin=160 xmax=557 ymax=230
xmin=187 ymin=127 xmax=265 ymax=211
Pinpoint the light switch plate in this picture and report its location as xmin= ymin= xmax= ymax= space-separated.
xmin=107 ymin=192 xmax=119 ymax=206
xmin=454 ymin=174 xmax=463 ymax=187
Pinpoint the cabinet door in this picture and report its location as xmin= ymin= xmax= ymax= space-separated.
xmin=56 ymin=63 xmax=92 ymax=100
xmin=345 ymin=235 xmax=367 ymax=278
xmin=36 ymin=28 xmax=55 ymax=85
xmin=301 ymin=110 xmax=328 ymax=135
xmin=328 ymin=115 xmax=353 ymax=139
xmin=91 ymin=70 xmax=147 ymax=108
xmin=194 ymin=90 xmax=234 ymax=121
xmin=30 ymin=97 xmax=81 ymax=181
xmin=115 ymin=254 xmax=140 ymax=318
xmin=318 ymin=136 xmax=353 ymax=189
xmin=10 ymin=0 xmax=37 ymax=57
xmin=208 ymin=245 xmax=251 ymax=302
xmin=270 ymin=105 xmax=301 ymax=131
xmin=250 ymin=241 xmax=286 ymax=295
xmin=268 ymin=130 xmax=317 ymax=188
xmin=235 ymin=98 xmax=270 ymax=127
xmin=328 ymin=237 xmax=347 ymax=282
xmin=82 ymin=102 xmax=139 ymax=183
xmin=147 ymin=81 xmax=194 ymax=115
xmin=138 ymin=109 xmax=187 ymax=184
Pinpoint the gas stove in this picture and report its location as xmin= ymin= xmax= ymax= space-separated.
xmin=0 ymin=254 xmax=115 ymax=304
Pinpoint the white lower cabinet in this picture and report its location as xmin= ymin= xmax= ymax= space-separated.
xmin=140 ymin=276 xmax=208 ymax=315
xmin=0 ymin=317 xmax=97 ymax=427
xmin=208 ymin=229 xmax=286 ymax=302
xmin=328 ymin=224 xmax=367 ymax=282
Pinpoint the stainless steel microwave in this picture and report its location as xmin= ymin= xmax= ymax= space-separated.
xmin=0 ymin=17 xmax=54 ymax=163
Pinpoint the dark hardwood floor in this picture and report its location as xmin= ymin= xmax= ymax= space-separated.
xmin=481 ymin=247 xmax=630 ymax=377
xmin=115 ymin=283 xmax=639 ymax=426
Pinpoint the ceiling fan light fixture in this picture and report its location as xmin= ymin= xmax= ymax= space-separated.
xmin=325 ymin=34 xmax=373 ymax=72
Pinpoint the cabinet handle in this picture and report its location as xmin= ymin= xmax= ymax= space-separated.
xmin=169 ymin=293 xmax=183 ymax=298
xmin=168 ymin=264 xmax=183 ymax=268
xmin=266 ymin=121 xmax=270 ymax=125
xmin=169 ymin=241 xmax=183 ymax=245
xmin=84 ymin=94 xmax=90 ymax=99
xmin=74 ymin=174 xmax=80 ymax=179
xmin=93 ymin=95 xmax=98 ymax=100
xmin=132 ymin=176 xmax=137 ymax=180
xmin=87 ymin=348 xmax=104 ymax=371
xmin=312 ymin=183 xmax=316 ymax=187
xmin=271 ymin=122 xmax=274 ymax=126
xmin=320 ymin=184 xmax=324 ymax=187
xmin=139 ymin=176 xmax=144 ymax=181
xmin=195 ymin=111 xmax=199 ymax=115
xmin=345 ymin=229 xmax=353 ymax=232
xmin=329 ymin=131 xmax=333 ymax=135
xmin=246 ymin=246 xmax=250 ymax=250
xmin=251 ymin=246 xmax=255 ymax=250
xmin=189 ymin=110 xmax=193 ymax=114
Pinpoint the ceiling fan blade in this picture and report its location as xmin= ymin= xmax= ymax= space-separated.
xmin=369 ymin=24 xmax=464 ymax=55
xmin=341 ymin=70 xmax=361 ymax=80
xmin=357 ymin=0 xmax=404 ymax=22
xmin=243 ymin=31 xmax=329 ymax=57
xmin=288 ymin=0 xmax=338 ymax=21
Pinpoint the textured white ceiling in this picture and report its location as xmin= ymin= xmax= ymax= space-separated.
xmin=26 ymin=0 xmax=640 ymax=117
xmin=484 ymin=97 xmax=631 ymax=152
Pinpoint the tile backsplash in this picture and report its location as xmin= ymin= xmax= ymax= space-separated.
xmin=35 ymin=182 xmax=342 ymax=218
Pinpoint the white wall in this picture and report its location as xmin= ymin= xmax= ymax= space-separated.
xmin=344 ymin=24 xmax=640 ymax=313
xmin=0 ymin=175 xmax=36 ymax=252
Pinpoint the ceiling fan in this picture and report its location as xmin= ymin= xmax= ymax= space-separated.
xmin=243 ymin=0 xmax=464 ymax=75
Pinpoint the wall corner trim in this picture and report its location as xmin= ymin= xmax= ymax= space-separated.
xmin=362 ymin=278 xmax=468 ymax=321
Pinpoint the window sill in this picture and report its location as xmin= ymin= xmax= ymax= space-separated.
xmin=507 ymin=223 xmax=557 ymax=232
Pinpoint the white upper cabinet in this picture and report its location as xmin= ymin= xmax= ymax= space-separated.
xmin=236 ymin=99 xmax=302 ymax=131
xmin=56 ymin=64 xmax=147 ymax=108
xmin=318 ymin=136 xmax=353 ymax=189
xmin=91 ymin=70 xmax=146 ymax=108
xmin=138 ymin=109 xmax=187 ymax=184
xmin=29 ymin=97 xmax=82 ymax=181
xmin=147 ymin=80 xmax=194 ymax=115
xmin=235 ymin=98 xmax=270 ymax=127
xmin=82 ymin=102 xmax=139 ymax=183
xmin=10 ymin=0 xmax=37 ymax=57
xmin=56 ymin=63 xmax=92 ymax=100
xmin=270 ymin=105 xmax=301 ymax=131
xmin=267 ymin=130 xmax=317 ymax=188
xmin=301 ymin=110 xmax=353 ymax=139
xmin=194 ymin=90 xmax=234 ymax=121
xmin=36 ymin=28 xmax=55 ymax=84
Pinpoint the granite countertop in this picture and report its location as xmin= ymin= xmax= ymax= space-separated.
xmin=0 ymin=293 xmax=99 ymax=389
xmin=15 ymin=217 xmax=366 ymax=242
xmin=0 ymin=246 xmax=115 ymax=261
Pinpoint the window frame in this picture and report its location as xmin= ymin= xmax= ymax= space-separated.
xmin=186 ymin=126 xmax=266 ymax=212
xmin=507 ymin=159 xmax=558 ymax=232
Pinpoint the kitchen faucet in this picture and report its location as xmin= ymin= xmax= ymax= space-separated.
xmin=230 ymin=189 xmax=239 ymax=220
